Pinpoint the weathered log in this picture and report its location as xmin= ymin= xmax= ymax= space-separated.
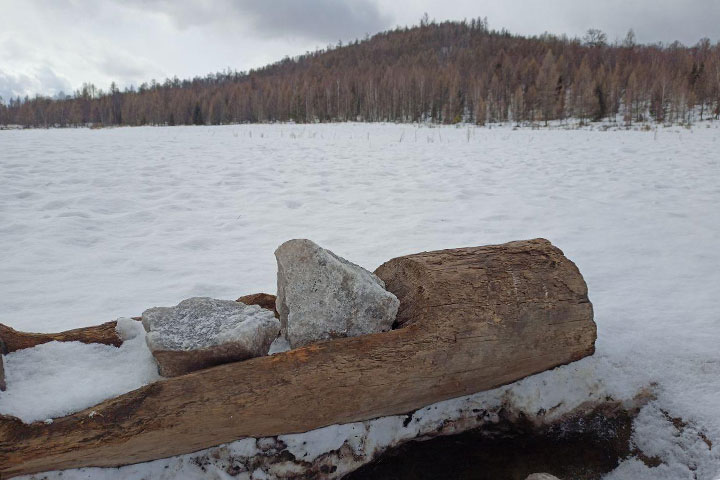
xmin=0 ymin=294 xmax=279 ymax=356
xmin=237 ymin=292 xmax=279 ymax=318
xmin=0 ymin=321 xmax=123 ymax=353
xmin=0 ymin=239 xmax=595 ymax=478
xmin=374 ymin=238 xmax=594 ymax=333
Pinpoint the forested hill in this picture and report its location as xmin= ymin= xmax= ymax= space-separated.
xmin=2 ymin=19 xmax=719 ymax=127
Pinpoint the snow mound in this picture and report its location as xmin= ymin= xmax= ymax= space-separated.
xmin=0 ymin=319 xmax=159 ymax=423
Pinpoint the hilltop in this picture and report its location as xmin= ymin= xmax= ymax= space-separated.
xmin=2 ymin=19 xmax=718 ymax=127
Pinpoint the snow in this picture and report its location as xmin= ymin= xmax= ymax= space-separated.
xmin=1 ymin=122 xmax=720 ymax=478
xmin=0 ymin=319 xmax=159 ymax=423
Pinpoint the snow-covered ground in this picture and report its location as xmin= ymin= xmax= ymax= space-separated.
xmin=1 ymin=122 xmax=720 ymax=479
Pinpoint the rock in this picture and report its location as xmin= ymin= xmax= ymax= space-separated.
xmin=0 ymin=355 xmax=5 ymax=391
xmin=0 ymin=336 xmax=6 ymax=391
xmin=142 ymin=297 xmax=280 ymax=377
xmin=237 ymin=292 xmax=279 ymax=318
xmin=526 ymin=474 xmax=561 ymax=480
xmin=268 ymin=336 xmax=291 ymax=355
xmin=275 ymin=239 xmax=399 ymax=348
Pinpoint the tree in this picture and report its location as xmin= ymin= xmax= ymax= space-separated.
xmin=1 ymin=20 xmax=718 ymax=128
xmin=573 ymin=56 xmax=595 ymax=123
xmin=536 ymin=50 xmax=559 ymax=124
xmin=192 ymin=103 xmax=204 ymax=125
xmin=623 ymin=29 xmax=636 ymax=48
xmin=583 ymin=28 xmax=607 ymax=48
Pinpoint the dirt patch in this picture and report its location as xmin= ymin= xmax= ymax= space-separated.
xmin=346 ymin=407 xmax=636 ymax=480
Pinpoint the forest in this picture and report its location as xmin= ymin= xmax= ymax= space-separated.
xmin=2 ymin=19 xmax=719 ymax=127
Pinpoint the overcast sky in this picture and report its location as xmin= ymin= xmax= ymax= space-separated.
xmin=1 ymin=0 xmax=718 ymax=101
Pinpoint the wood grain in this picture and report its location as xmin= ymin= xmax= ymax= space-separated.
xmin=0 ymin=239 xmax=595 ymax=478
xmin=0 ymin=321 xmax=123 ymax=353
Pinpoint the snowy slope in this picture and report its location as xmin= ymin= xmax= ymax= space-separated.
xmin=1 ymin=122 xmax=720 ymax=479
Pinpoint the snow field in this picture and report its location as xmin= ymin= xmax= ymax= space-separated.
xmin=1 ymin=122 xmax=719 ymax=478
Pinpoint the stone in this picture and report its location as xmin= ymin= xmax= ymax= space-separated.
xmin=0 ymin=355 xmax=5 ymax=392
xmin=142 ymin=297 xmax=280 ymax=377
xmin=0 ymin=335 xmax=5 ymax=391
xmin=236 ymin=292 xmax=279 ymax=318
xmin=526 ymin=474 xmax=561 ymax=480
xmin=275 ymin=239 xmax=399 ymax=348
xmin=268 ymin=336 xmax=291 ymax=355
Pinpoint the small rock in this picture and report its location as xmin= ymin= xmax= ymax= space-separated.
xmin=526 ymin=474 xmax=561 ymax=480
xmin=268 ymin=336 xmax=291 ymax=355
xmin=0 ymin=355 xmax=6 ymax=391
xmin=0 ymin=334 xmax=5 ymax=391
xmin=275 ymin=239 xmax=399 ymax=348
xmin=142 ymin=297 xmax=280 ymax=377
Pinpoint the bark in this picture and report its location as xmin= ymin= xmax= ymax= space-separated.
xmin=236 ymin=293 xmax=279 ymax=318
xmin=0 ymin=321 xmax=123 ymax=353
xmin=0 ymin=239 xmax=595 ymax=478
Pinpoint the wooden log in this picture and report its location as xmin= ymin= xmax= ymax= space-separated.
xmin=0 ymin=321 xmax=123 ymax=353
xmin=236 ymin=292 xmax=279 ymax=318
xmin=0 ymin=239 xmax=595 ymax=478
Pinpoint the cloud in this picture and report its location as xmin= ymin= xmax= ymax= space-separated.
xmin=2 ymin=0 xmax=719 ymax=100
xmin=95 ymin=50 xmax=165 ymax=84
xmin=237 ymin=0 xmax=393 ymax=42
xmin=121 ymin=0 xmax=393 ymax=42
xmin=0 ymin=66 xmax=72 ymax=101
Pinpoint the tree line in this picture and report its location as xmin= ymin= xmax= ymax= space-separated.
xmin=2 ymin=19 xmax=719 ymax=127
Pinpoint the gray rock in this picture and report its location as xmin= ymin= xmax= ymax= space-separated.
xmin=526 ymin=474 xmax=561 ymax=480
xmin=0 ymin=355 xmax=5 ymax=391
xmin=275 ymin=239 xmax=399 ymax=348
xmin=142 ymin=297 xmax=280 ymax=377
xmin=268 ymin=336 xmax=291 ymax=355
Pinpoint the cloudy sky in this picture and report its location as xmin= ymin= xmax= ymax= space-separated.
xmin=1 ymin=0 xmax=718 ymax=101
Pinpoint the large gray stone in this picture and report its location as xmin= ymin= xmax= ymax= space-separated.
xmin=275 ymin=239 xmax=399 ymax=348
xmin=526 ymin=474 xmax=561 ymax=480
xmin=142 ymin=297 xmax=280 ymax=377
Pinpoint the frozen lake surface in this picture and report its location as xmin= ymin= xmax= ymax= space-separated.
xmin=1 ymin=123 xmax=719 ymax=479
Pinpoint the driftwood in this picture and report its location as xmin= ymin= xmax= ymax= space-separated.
xmin=237 ymin=292 xmax=279 ymax=318
xmin=0 ymin=321 xmax=123 ymax=353
xmin=0 ymin=239 xmax=595 ymax=478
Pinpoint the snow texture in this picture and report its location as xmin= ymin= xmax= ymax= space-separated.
xmin=142 ymin=297 xmax=279 ymax=352
xmin=0 ymin=319 xmax=159 ymax=423
xmin=1 ymin=122 xmax=720 ymax=478
xmin=275 ymin=239 xmax=399 ymax=348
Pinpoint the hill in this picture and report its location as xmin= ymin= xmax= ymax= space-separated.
xmin=2 ymin=19 xmax=719 ymax=127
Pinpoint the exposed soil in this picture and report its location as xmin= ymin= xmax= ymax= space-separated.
xmin=346 ymin=408 xmax=636 ymax=480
